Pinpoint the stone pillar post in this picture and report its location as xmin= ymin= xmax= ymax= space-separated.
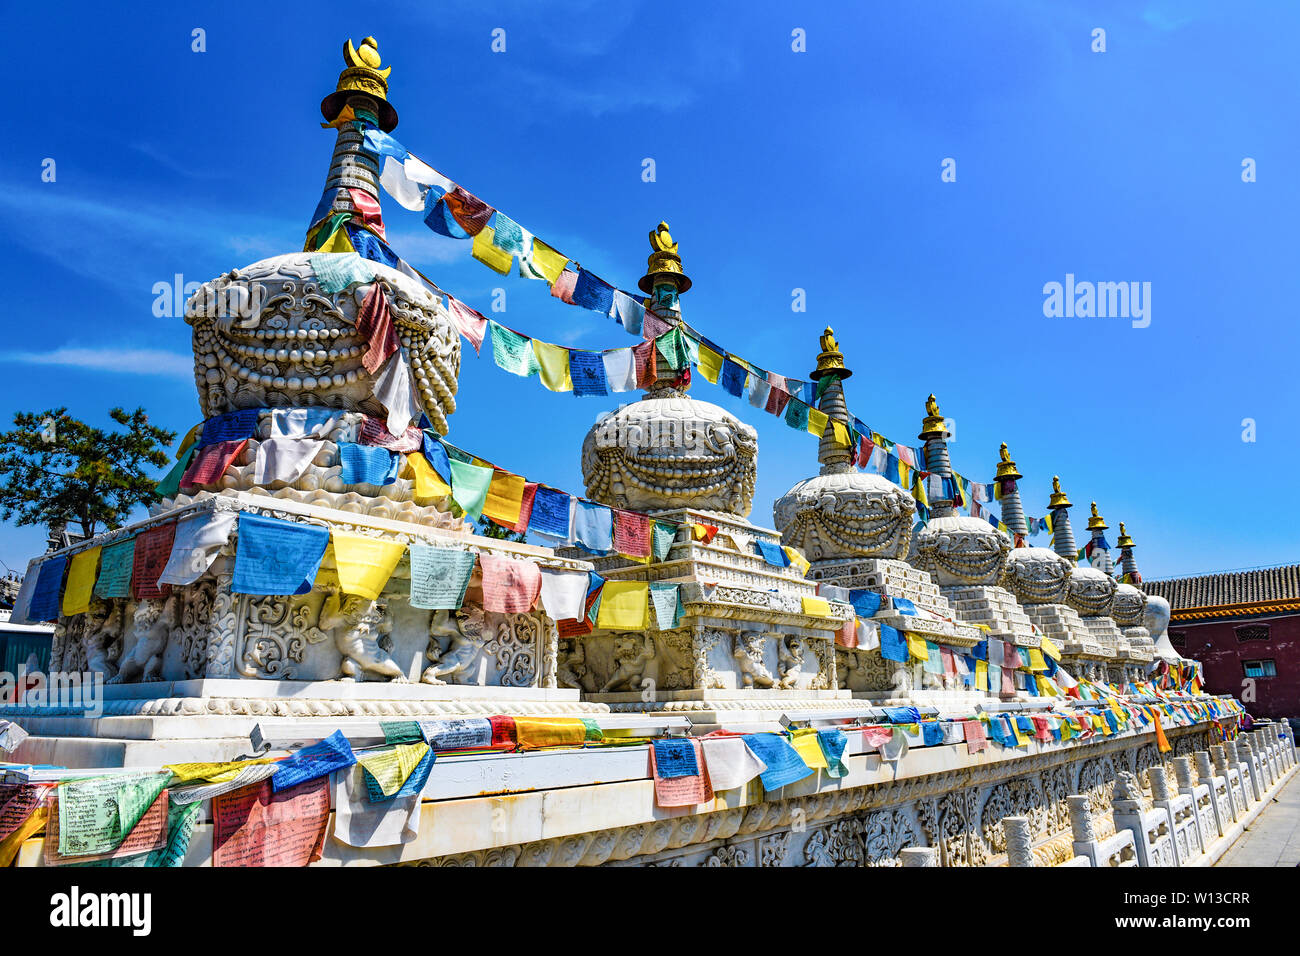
xmin=899 ymin=847 xmax=939 ymax=867
xmin=1238 ymin=739 xmax=1263 ymax=802
xmin=1148 ymin=766 xmax=1171 ymax=802
xmin=1003 ymin=815 xmax=1035 ymax=867
xmin=1068 ymin=795 xmax=1096 ymax=844
xmin=1173 ymin=757 xmax=1194 ymax=793
xmin=1210 ymin=744 xmax=1229 ymax=779
xmin=1250 ymin=732 xmax=1274 ymax=787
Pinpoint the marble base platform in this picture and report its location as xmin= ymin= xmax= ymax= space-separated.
xmin=942 ymin=585 xmax=1037 ymax=646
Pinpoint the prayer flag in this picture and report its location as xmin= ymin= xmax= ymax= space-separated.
xmin=651 ymin=521 xmax=676 ymax=560
xmin=572 ymin=269 xmax=616 ymax=316
xmin=359 ymin=417 xmax=423 ymax=453
xmin=181 ymin=438 xmax=248 ymax=489
xmin=61 ymin=547 xmax=100 ymax=617
xmin=514 ymin=717 xmax=587 ymax=749
xmin=132 ymin=522 xmax=176 ymax=601
xmin=784 ymin=398 xmax=810 ymax=431
xmin=613 ymin=510 xmax=651 ymax=558
xmin=408 ymin=545 xmax=476 ymax=610
xmin=529 ymin=486 xmax=573 ymax=541
xmin=743 ymin=733 xmax=814 ymax=790
xmin=526 ymin=238 xmax=568 ymax=284
xmin=697 ymin=343 xmax=723 ymax=384
xmin=94 ymin=537 xmax=135 ymax=599
xmin=446 ymin=297 xmax=488 ymax=354
xmin=573 ymin=500 xmax=614 ymax=553
xmin=407 ymin=451 xmax=452 ymax=499
xmin=372 ymin=351 xmax=422 ymax=436
xmin=253 ymin=437 xmax=321 ymax=486
xmin=355 ymin=282 xmax=399 ymax=375
xmin=270 ymin=730 xmax=356 ymax=793
xmin=720 ymin=358 xmax=747 ymax=397
xmin=782 ymin=546 xmax=810 ymax=576
xmin=632 ymin=339 xmax=657 ymax=387
xmin=570 ymin=351 xmax=609 ymax=396
xmin=602 ymin=348 xmax=637 ymax=392
xmin=550 ymin=269 xmax=578 ymax=303
xmin=478 ymin=553 xmax=543 ymax=614
xmin=880 ymin=623 xmax=907 ymax=663
xmin=807 ymin=407 xmax=829 ymax=438
xmin=200 ymin=408 xmax=260 ymax=447
xmin=232 ymin=513 xmax=329 ymax=596
xmin=489 ymin=322 xmax=538 ymax=377
xmin=596 ymin=580 xmax=650 ymax=630
xmin=539 ymin=569 xmax=588 ymax=621
xmin=332 ymin=532 xmax=405 ymax=600
xmin=611 ymin=290 xmax=644 ymax=334
xmin=532 ymin=340 xmax=573 ymax=391
xmin=790 ymin=728 xmax=829 ymax=770
xmin=483 ymin=469 xmax=528 ymax=528
xmin=159 ymin=511 xmax=237 ymax=586
xmin=444 ymin=186 xmax=492 ymax=236
xmin=339 ymin=442 xmax=400 ymax=486
xmin=755 ymin=540 xmax=789 ymax=566
xmin=801 ymin=596 xmax=831 ymax=617
xmin=448 ymin=458 xmax=493 ymax=520
xmin=699 ymin=735 xmax=767 ymax=791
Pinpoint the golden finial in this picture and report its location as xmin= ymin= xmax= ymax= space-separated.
xmin=638 ymin=220 xmax=692 ymax=294
xmin=1048 ymin=475 xmax=1072 ymax=510
xmin=1087 ymin=501 xmax=1108 ymax=531
xmin=810 ymin=326 xmax=852 ymax=381
xmin=321 ymin=36 xmax=398 ymax=131
xmin=1117 ymin=522 xmax=1134 ymax=549
xmin=919 ymin=393 xmax=948 ymax=440
xmin=995 ymin=441 xmax=1022 ymax=481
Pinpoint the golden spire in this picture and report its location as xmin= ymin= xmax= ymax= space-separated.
xmin=1048 ymin=475 xmax=1072 ymax=510
xmin=809 ymin=326 xmax=852 ymax=381
xmin=1117 ymin=522 xmax=1134 ymax=549
xmin=1086 ymin=501 xmax=1108 ymax=531
xmin=995 ymin=441 xmax=1022 ymax=481
xmin=918 ymin=393 xmax=948 ymax=440
xmin=638 ymin=221 xmax=692 ymax=294
xmin=321 ymin=36 xmax=398 ymax=131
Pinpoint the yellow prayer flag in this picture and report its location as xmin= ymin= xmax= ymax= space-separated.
xmin=830 ymin=419 xmax=850 ymax=448
xmin=1037 ymin=676 xmax=1058 ymax=697
xmin=790 ymin=728 xmax=829 ymax=770
xmin=532 ymin=340 xmax=574 ymax=392
xmin=905 ymin=632 xmax=929 ymax=661
xmin=898 ymin=460 xmax=912 ymax=491
xmin=176 ymin=423 xmax=203 ymax=459
xmin=472 ymin=225 xmax=514 ymax=274
xmin=806 ymin=407 xmax=829 ymax=438
xmin=483 ymin=470 xmax=527 ymax=527
xmin=1027 ymin=648 xmax=1048 ymax=672
xmin=332 ymin=531 xmax=406 ymax=600
xmin=62 ymin=546 xmax=100 ymax=617
xmin=698 ymin=344 xmax=723 ymax=384
xmin=801 ymin=596 xmax=831 ymax=617
xmin=407 ymin=452 xmax=452 ymax=499
xmin=976 ymin=660 xmax=989 ymax=692
xmin=783 ymin=546 xmax=810 ymax=576
xmin=317 ymin=223 xmax=354 ymax=253
xmin=530 ymin=238 xmax=569 ymax=285
xmin=1010 ymin=721 xmax=1028 ymax=746
xmin=595 ymin=580 xmax=650 ymax=630
xmin=357 ymin=742 xmax=430 ymax=796
xmin=164 ymin=756 xmax=279 ymax=785
xmin=1040 ymin=635 xmax=1061 ymax=661
xmin=1091 ymin=714 xmax=1105 ymax=731
xmin=692 ymin=523 xmax=709 ymax=540
xmin=912 ymin=474 xmax=928 ymax=508
xmin=514 ymin=717 xmax=587 ymax=749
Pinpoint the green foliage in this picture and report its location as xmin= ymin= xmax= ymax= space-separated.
xmin=475 ymin=515 xmax=525 ymax=543
xmin=0 ymin=407 xmax=177 ymax=539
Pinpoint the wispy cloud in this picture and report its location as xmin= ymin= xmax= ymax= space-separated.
xmin=0 ymin=347 xmax=194 ymax=379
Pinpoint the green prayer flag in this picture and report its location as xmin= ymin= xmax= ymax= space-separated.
xmin=94 ymin=536 xmax=136 ymax=599
xmin=784 ymin=398 xmax=810 ymax=431
xmin=655 ymin=326 xmax=691 ymax=371
xmin=651 ymin=521 xmax=677 ymax=561
xmin=448 ymin=459 xmax=493 ymax=520
xmin=155 ymin=445 xmax=196 ymax=498
xmin=489 ymin=321 xmax=539 ymax=377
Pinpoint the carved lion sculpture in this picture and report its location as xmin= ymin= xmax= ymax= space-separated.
xmin=421 ymin=606 xmax=490 ymax=685
xmin=109 ymin=595 xmax=180 ymax=684
xmin=912 ymin=515 xmax=1012 ymax=587
xmin=319 ymin=589 xmax=407 ymax=682
xmin=599 ymin=634 xmax=655 ymax=693
xmin=732 ymin=632 xmax=775 ymax=688
xmin=82 ymin=599 xmax=124 ymax=680
xmin=777 ymin=637 xmax=805 ymax=689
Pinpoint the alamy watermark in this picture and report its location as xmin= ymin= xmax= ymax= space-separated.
xmin=1043 ymin=274 xmax=1151 ymax=328
xmin=2 ymin=668 xmax=104 ymax=717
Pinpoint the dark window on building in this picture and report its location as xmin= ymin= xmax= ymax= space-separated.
xmin=1235 ymin=624 xmax=1271 ymax=643
xmin=1242 ymin=659 xmax=1277 ymax=679
xmin=1169 ymin=630 xmax=1186 ymax=648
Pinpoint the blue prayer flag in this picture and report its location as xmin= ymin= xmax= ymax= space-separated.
xmin=572 ymin=269 xmax=615 ymax=316
xmin=529 ymin=487 xmax=572 ymax=540
xmin=652 ymin=739 xmax=699 ymax=779
xmin=892 ymin=597 xmax=918 ymax=615
xmin=570 ymin=351 xmax=609 ymax=397
xmin=232 ymin=512 xmax=329 ymax=596
xmin=880 ymin=624 xmax=907 ymax=663
xmin=27 ymin=555 xmax=67 ymax=623
xmin=421 ymin=433 xmax=452 ymax=484
xmin=972 ymin=640 xmax=988 ymax=661
xmin=883 ymin=706 xmax=920 ymax=724
xmin=424 ymin=195 xmax=470 ymax=239
xmin=270 ymin=729 xmax=357 ymax=793
xmin=491 ymin=213 xmax=525 ymax=256
xmin=720 ymin=358 xmax=747 ymax=397
xmin=339 ymin=442 xmax=400 ymax=486
xmin=573 ymin=500 xmax=614 ymax=553
xmin=921 ymin=721 xmax=943 ymax=746
xmin=743 ymin=733 xmax=815 ymax=790
xmin=200 ymin=408 xmax=260 ymax=447
xmin=816 ymin=729 xmax=848 ymax=777
xmin=848 ymin=589 xmax=883 ymax=618
xmin=346 ymin=223 xmax=402 ymax=271
xmin=755 ymin=540 xmax=788 ymax=567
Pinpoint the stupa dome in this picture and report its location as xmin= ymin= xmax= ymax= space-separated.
xmin=1066 ymin=566 xmax=1118 ymax=617
xmin=1110 ymin=581 xmax=1148 ymax=627
xmin=184 ymin=252 xmax=460 ymax=431
xmin=581 ymin=387 xmax=757 ymax=515
xmin=1002 ymin=546 xmax=1075 ymax=605
xmin=912 ymin=514 xmax=1012 ymax=587
xmin=773 ymin=469 xmax=915 ymax=561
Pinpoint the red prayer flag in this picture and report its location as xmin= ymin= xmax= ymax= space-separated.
xmin=550 ymin=270 xmax=577 ymax=304
xmin=180 ymin=438 xmax=248 ymax=490
xmin=489 ymin=715 xmax=517 ymax=750
xmin=478 ymin=554 xmax=543 ymax=614
xmin=447 ymin=296 xmax=487 ymax=354
xmin=836 ymin=617 xmax=857 ymax=648
xmin=557 ymin=617 xmax=593 ymax=637
xmin=355 ymin=283 xmax=399 ymax=375
xmin=612 ymin=510 xmax=651 ymax=558
xmin=963 ymin=719 xmax=987 ymax=754
xmin=358 ymin=416 xmax=422 ymax=452
xmin=641 ymin=311 xmax=672 ymax=342
xmin=347 ymin=187 xmax=386 ymax=241
xmin=512 ymin=482 xmax=539 ymax=535
xmin=765 ymin=385 xmax=792 ymax=417
xmin=444 ymin=186 xmax=493 ymax=236
xmin=633 ymin=340 xmax=657 ymax=388
xmin=131 ymin=521 xmax=177 ymax=600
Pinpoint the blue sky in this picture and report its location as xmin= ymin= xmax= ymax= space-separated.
xmin=2 ymin=0 xmax=1297 ymax=581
